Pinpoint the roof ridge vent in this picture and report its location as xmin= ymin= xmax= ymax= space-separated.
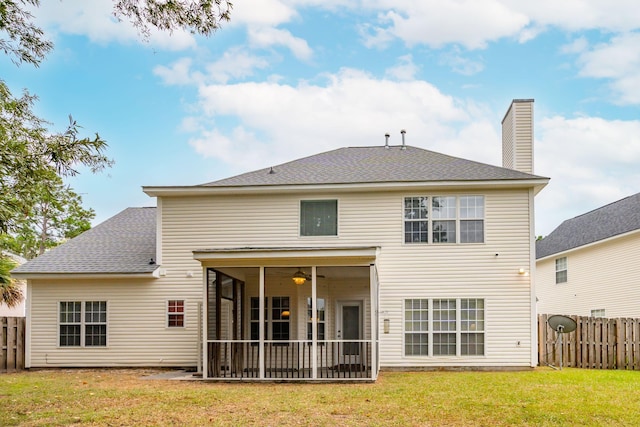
xmin=400 ymin=129 xmax=406 ymax=150
xmin=384 ymin=133 xmax=390 ymax=149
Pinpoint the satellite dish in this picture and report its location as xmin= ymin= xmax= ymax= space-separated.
xmin=546 ymin=315 xmax=577 ymax=370
xmin=548 ymin=315 xmax=577 ymax=334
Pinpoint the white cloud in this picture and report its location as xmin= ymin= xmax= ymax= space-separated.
xmin=188 ymin=68 xmax=500 ymax=174
xmin=34 ymin=0 xmax=195 ymax=51
xmin=248 ymin=27 xmax=313 ymax=60
xmin=206 ymin=47 xmax=271 ymax=83
xmin=385 ymin=55 xmax=419 ymax=81
xmin=439 ymin=48 xmax=484 ymax=76
xmin=573 ymin=33 xmax=640 ymax=104
xmin=356 ymin=1 xmax=640 ymax=52
xmin=535 ymin=115 xmax=640 ymax=234
xmin=560 ymin=37 xmax=589 ymax=55
xmin=154 ymin=48 xmax=270 ymax=85
xmin=509 ymin=0 xmax=640 ymax=33
xmin=230 ymin=0 xmax=298 ymax=26
xmin=154 ymin=58 xmax=199 ymax=86
xmin=362 ymin=0 xmax=530 ymax=50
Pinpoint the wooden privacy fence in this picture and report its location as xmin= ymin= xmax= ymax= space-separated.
xmin=539 ymin=314 xmax=640 ymax=370
xmin=1 ymin=317 xmax=25 ymax=372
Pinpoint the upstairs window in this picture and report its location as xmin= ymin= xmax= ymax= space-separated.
xmin=404 ymin=197 xmax=429 ymax=243
xmin=300 ymin=200 xmax=338 ymax=236
xmin=555 ymin=257 xmax=568 ymax=284
xmin=404 ymin=196 xmax=484 ymax=244
xmin=460 ymin=196 xmax=485 ymax=243
xmin=432 ymin=196 xmax=457 ymax=243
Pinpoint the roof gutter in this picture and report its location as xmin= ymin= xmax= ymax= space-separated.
xmin=144 ymin=178 xmax=550 ymax=197
xmin=10 ymin=271 xmax=160 ymax=280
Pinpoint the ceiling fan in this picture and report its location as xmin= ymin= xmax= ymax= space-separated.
xmin=292 ymin=268 xmax=325 ymax=285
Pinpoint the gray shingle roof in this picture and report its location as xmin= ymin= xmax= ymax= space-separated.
xmin=536 ymin=192 xmax=640 ymax=259
xmin=203 ymin=145 xmax=545 ymax=187
xmin=12 ymin=207 xmax=157 ymax=275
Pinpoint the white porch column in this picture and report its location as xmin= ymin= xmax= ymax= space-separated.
xmin=259 ymin=266 xmax=265 ymax=379
xmin=202 ymin=268 xmax=208 ymax=379
xmin=311 ymin=266 xmax=318 ymax=379
xmin=370 ymin=263 xmax=378 ymax=380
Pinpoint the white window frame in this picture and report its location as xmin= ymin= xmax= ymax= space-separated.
xmin=250 ymin=296 xmax=291 ymax=342
xmin=307 ymin=297 xmax=326 ymax=343
xmin=555 ymin=257 xmax=568 ymax=284
xmin=58 ymin=300 xmax=108 ymax=348
xmin=403 ymin=298 xmax=485 ymax=357
xmin=403 ymin=195 xmax=485 ymax=244
xmin=167 ymin=299 xmax=185 ymax=328
xmin=299 ymin=199 xmax=339 ymax=237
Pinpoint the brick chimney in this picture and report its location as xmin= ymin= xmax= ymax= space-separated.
xmin=502 ymin=99 xmax=534 ymax=174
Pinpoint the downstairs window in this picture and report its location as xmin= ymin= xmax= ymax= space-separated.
xmin=404 ymin=298 xmax=485 ymax=357
xmin=59 ymin=301 xmax=107 ymax=347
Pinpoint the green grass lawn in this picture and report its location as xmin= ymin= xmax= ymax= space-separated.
xmin=1 ymin=368 xmax=639 ymax=426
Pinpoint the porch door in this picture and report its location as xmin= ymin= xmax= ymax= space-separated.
xmin=336 ymin=301 xmax=362 ymax=365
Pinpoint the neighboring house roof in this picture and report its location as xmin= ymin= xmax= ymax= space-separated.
xmin=536 ymin=192 xmax=640 ymax=259
xmin=12 ymin=207 xmax=157 ymax=275
xmin=203 ymin=145 xmax=545 ymax=187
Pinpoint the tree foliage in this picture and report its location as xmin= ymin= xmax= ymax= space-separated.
xmin=1 ymin=0 xmax=232 ymax=67
xmin=0 ymin=0 xmax=53 ymax=66
xmin=0 ymin=170 xmax=95 ymax=259
xmin=114 ymin=0 xmax=232 ymax=39
xmin=0 ymin=80 xmax=112 ymax=234
xmin=0 ymin=254 xmax=22 ymax=308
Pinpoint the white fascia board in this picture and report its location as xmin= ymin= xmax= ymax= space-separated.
xmin=10 ymin=272 xmax=159 ymax=280
xmin=144 ymin=178 xmax=549 ymax=197
xmin=193 ymin=246 xmax=378 ymax=266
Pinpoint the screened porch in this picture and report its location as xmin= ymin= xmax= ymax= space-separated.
xmin=197 ymin=252 xmax=379 ymax=381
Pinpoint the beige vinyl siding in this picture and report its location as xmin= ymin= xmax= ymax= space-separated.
xmin=536 ymin=231 xmax=640 ymax=318
xmin=28 ymin=278 xmax=201 ymax=367
xmin=502 ymin=100 xmax=534 ymax=174
xmin=160 ymin=188 xmax=534 ymax=368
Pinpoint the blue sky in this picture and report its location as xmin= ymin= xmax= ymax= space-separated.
xmin=2 ymin=0 xmax=640 ymax=236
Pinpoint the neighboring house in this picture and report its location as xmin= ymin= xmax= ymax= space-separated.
xmin=536 ymin=193 xmax=640 ymax=318
xmin=0 ymin=252 xmax=27 ymax=317
xmin=13 ymin=99 xmax=548 ymax=381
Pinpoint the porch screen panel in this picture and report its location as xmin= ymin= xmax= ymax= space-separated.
xmin=207 ymin=269 xmax=218 ymax=340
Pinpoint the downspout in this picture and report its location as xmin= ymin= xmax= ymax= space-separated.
xmin=529 ymin=188 xmax=538 ymax=367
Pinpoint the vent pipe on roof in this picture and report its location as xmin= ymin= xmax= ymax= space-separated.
xmin=400 ymin=129 xmax=406 ymax=150
xmin=268 ymin=166 xmax=275 ymax=174
xmin=384 ymin=133 xmax=390 ymax=148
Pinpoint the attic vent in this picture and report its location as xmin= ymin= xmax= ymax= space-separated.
xmin=400 ymin=129 xmax=406 ymax=150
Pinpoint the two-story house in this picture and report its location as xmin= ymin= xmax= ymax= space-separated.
xmin=13 ymin=99 xmax=548 ymax=381
xmin=536 ymin=192 xmax=640 ymax=318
